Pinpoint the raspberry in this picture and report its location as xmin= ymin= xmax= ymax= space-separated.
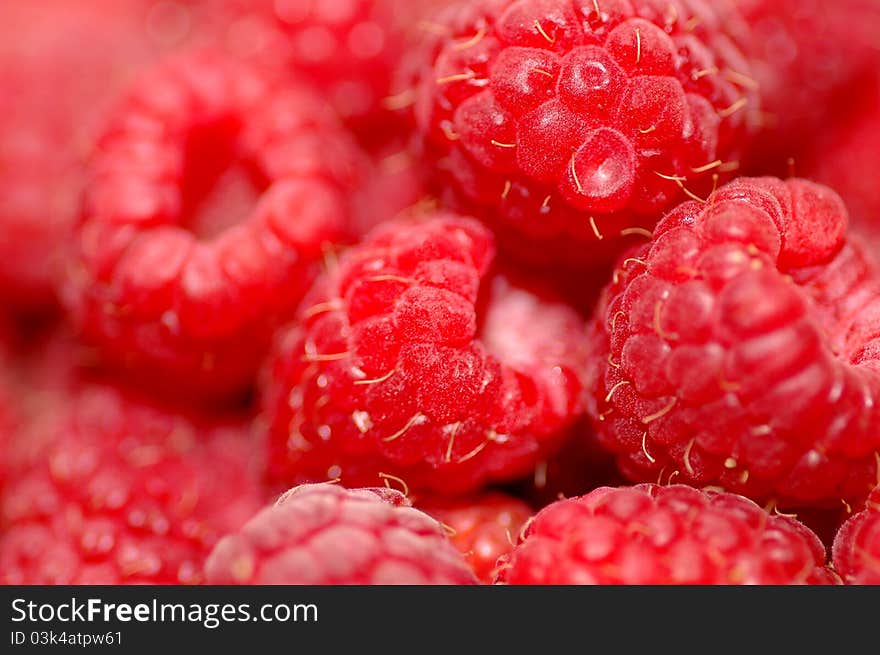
xmin=0 ymin=0 xmax=165 ymax=310
xmin=495 ymin=484 xmax=836 ymax=584
xmin=832 ymin=488 xmax=880 ymax=585
xmin=0 ymin=382 xmax=263 ymax=584
xmin=62 ymin=50 xmax=361 ymax=400
xmin=408 ymin=0 xmax=759 ymax=266
xmin=585 ymin=177 xmax=880 ymax=507
xmin=204 ymin=483 xmax=477 ymax=584
xmin=262 ymin=214 xmax=585 ymax=493
xmin=419 ymin=492 xmax=533 ymax=582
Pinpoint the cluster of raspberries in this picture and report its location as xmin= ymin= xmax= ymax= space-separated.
xmin=1 ymin=0 xmax=879 ymax=585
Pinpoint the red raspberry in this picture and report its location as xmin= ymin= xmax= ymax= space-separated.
xmin=0 ymin=0 xmax=165 ymax=311
xmin=833 ymin=488 xmax=880 ymax=585
xmin=204 ymin=483 xmax=477 ymax=584
xmin=0 ymin=383 xmax=264 ymax=584
xmin=585 ymin=177 xmax=880 ymax=507
xmin=262 ymin=214 xmax=586 ymax=494
xmin=495 ymin=484 xmax=836 ymax=584
xmin=408 ymin=0 xmax=759 ymax=266
xmin=419 ymin=492 xmax=532 ymax=582
xmin=62 ymin=50 xmax=360 ymax=400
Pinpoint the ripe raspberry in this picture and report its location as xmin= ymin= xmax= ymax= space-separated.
xmin=204 ymin=483 xmax=477 ymax=584
xmin=0 ymin=0 xmax=165 ymax=310
xmin=62 ymin=50 xmax=360 ymax=400
xmin=262 ymin=214 xmax=586 ymax=494
xmin=0 ymin=383 xmax=264 ymax=584
xmin=832 ymin=488 xmax=880 ymax=585
xmin=585 ymin=177 xmax=880 ymax=507
xmin=495 ymin=484 xmax=836 ymax=584
xmin=419 ymin=492 xmax=532 ymax=582
xmin=409 ymin=0 xmax=759 ymax=266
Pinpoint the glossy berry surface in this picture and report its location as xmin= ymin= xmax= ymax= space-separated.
xmin=495 ymin=484 xmax=835 ymax=584
xmin=411 ymin=0 xmax=758 ymax=265
xmin=586 ymin=177 xmax=880 ymax=507
xmin=262 ymin=214 xmax=585 ymax=493
xmin=205 ymin=483 xmax=477 ymax=584
xmin=63 ymin=51 xmax=360 ymax=400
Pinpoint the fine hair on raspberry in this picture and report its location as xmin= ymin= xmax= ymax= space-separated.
xmin=262 ymin=213 xmax=586 ymax=493
xmin=495 ymin=484 xmax=836 ymax=584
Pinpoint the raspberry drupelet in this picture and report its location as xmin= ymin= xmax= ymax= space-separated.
xmin=62 ymin=50 xmax=361 ymax=400
xmin=495 ymin=484 xmax=837 ymax=584
xmin=832 ymin=488 xmax=880 ymax=585
xmin=262 ymin=214 xmax=586 ymax=494
xmin=408 ymin=0 xmax=759 ymax=266
xmin=585 ymin=177 xmax=880 ymax=508
xmin=0 ymin=383 xmax=264 ymax=585
xmin=419 ymin=491 xmax=533 ymax=582
xmin=205 ymin=483 xmax=478 ymax=584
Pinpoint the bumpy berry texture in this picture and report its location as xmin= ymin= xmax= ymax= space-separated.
xmin=410 ymin=0 xmax=759 ymax=266
xmin=0 ymin=383 xmax=264 ymax=584
xmin=832 ymin=488 xmax=880 ymax=585
xmin=586 ymin=177 xmax=880 ymax=507
xmin=262 ymin=215 xmax=585 ymax=493
xmin=205 ymin=483 xmax=477 ymax=584
xmin=62 ymin=50 xmax=360 ymax=400
xmin=419 ymin=492 xmax=532 ymax=582
xmin=495 ymin=484 xmax=836 ymax=584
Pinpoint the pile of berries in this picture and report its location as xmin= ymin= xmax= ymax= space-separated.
xmin=2 ymin=0 xmax=879 ymax=585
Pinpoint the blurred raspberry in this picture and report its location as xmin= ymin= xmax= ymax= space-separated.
xmin=62 ymin=50 xmax=360 ymax=401
xmin=205 ymin=483 xmax=477 ymax=584
xmin=798 ymin=72 xmax=880 ymax=244
xmin=0 ymin=0 xmax=215 ymax=311
xmin=203 ymin=0 xmax=451 ymax=145
xmin=740 ymin=0 xmax=880 ymax=174
xmin=0 ymin=382 xmax=263 ymax=584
